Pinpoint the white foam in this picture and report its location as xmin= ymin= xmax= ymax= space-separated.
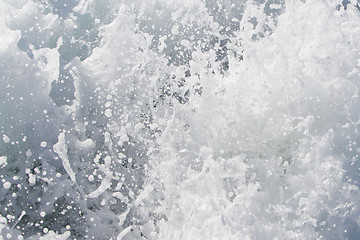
xmin=2 ymin=135 xmax=10 ymax=144
xmin=0 ymin=156 xmax=7 ymax=166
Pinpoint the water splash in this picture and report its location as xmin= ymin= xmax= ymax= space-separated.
xmin=0 ymin=0 xmax=360 ymax=239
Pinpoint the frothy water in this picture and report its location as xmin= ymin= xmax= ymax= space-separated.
xmin=1 ymin=0 xmax=360 ymax=239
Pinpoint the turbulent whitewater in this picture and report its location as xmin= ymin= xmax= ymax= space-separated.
xmin=1 ymin=0 xmax=360 ymax=239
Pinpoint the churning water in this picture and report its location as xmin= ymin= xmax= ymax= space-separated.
xmin=1 ymin=0 xmax=360 ymax=239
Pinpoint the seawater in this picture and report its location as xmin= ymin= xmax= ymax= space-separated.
xmin=0 ymin=0 xmax=360 ymax=239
